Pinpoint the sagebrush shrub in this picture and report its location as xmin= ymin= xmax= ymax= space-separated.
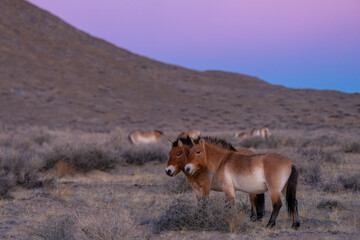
xmin=77 ymin=209 xmax=136 ymax=240
xmin=152 ymin=195 xmax=248 ymax=233
xmin=122 ymin=143 xmax=168 ymax=165
xmin=317 ymin=200 xmax=344 ymax=210
xmin=238 ymin=136 xmax=282 ymax=149
xmin=164 ymin=174 xmax=192 ymax=194
xmin=343 ymin=141 xmax=360 ymax=153
xmin=0 ymin=170 xmax=15 ymax=197
xmin=25 ymin=213 xmax=77 ymax=240
xmin=43 ymin=142 xmax=118 ymax=172
xmin=338 ymin=174 xmax=360 ymax=192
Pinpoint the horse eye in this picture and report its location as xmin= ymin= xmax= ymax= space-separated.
xmin=176 ymin=153 xmax=181 ymax=157
xmin=196 ymin=151 xmax=200 ymax=155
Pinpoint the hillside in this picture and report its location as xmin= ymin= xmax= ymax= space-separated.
xmin=0 ymin=0 xmax=359 ymax=133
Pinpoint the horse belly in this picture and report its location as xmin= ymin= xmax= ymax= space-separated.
xmin=137 ymin=136 xmax=156 ymax=144
xmin=252 ymin=130 xmax=261 ymax=136
xmin=233 ymin=175 xmax=267 ymax=194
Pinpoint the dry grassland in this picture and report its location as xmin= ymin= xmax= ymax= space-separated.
xmin=0 ymin=127 xmax=358 ymax=239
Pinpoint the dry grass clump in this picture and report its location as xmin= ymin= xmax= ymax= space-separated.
xmin=288 ymin=149 xmax=323 ymax=186
xmin=322 ymin=173 xmax=359 ymax=193
xmin=109 ymin=127 xmax=132 ymax=150
xmin=316 ymin=199 xmax=345 ymax=210
xmin=163 ymin=174 xmax=192 ymax=194
xmin=26 ymin=127 xmax=54 ymax=146
xmin=287 ymin=146 xmax=344 ymax=187
xmin=0 ymin=169 xmax=15 ymax=197
xmin=24 ymin=212 xmax=77 ymax=240
xmin=0 ymin=148 xmax=47 ymax=197
xmin=122 ymin=142 xmax=169 ymax=165
xmin=322 ymin=181 xmax=343 ymax=193
xmin=237 ymin=136 xmax=284 ymax=149
xmin=152 ymin=195 xmax=248 ymax=233
xmin=43 ymin=141 xmax=118 ymax=172
xmin=0 ymin=127 xmax=60 ymax=197
xmin=77 ymin=209 xmax=137 ymax=240
xmin=23 ymin=209 xmax=137 ymax=240
xmin=0 ymin=127 xmax=171 ymax=196
xmin=343 ymin=140 xmax=360 ymax=153
xmin=298 ymin=135 xmax=340 ymax=148
xmin=301 ymin=161 xmax=321 ymax=186
xmin=338 ymin=174 xmax=360 ymax=192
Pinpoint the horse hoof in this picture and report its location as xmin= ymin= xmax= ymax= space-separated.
xmin=291 ymin=222 xmax=300 ymax=229
xmin=257 ymin=214 xmax=264 ymax=221
xmin=250 ymin=214 xmax=257 ymax=221
xmin=266 ymin=221 xmax=275 ymax=228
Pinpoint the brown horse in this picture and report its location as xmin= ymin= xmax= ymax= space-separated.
xmin=185 ymin=137 xmax=300 ymax=229
xmin=235 ymin=127 xmax=271 ymax=139
xmin=177 ymin=130 xmax=200 ymax=139
xmin=166 ymin=136 xmax=265 ymax=221
xmin=128 ymin=130 xmax=163 ymax=145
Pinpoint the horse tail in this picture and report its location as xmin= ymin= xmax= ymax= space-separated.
xmin=286 ymin=165 xmax=299 ymax=216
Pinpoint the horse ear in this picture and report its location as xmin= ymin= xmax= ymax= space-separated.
xmin=178 ymin=140 xmax=183 ymax=147
xmin=199 ymin=138 xmax=205 ymax=146
xmin=190 ymin=137 xmax=195 ymax=146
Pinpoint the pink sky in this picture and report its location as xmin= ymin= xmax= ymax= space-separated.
xmin=28 ymin=0 xmax=360 ymax=92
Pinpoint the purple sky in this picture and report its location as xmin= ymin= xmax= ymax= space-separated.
xmin=28 ymin=0 xmax=360 ymax=93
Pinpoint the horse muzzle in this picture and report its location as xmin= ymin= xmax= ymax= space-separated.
xmin=166 ymin=169 xmax=174 ymax=176
xmin=184 ymin=164 xmax=195 ymax=175
xmin=165 ymin=166 xmax=175 ymax=177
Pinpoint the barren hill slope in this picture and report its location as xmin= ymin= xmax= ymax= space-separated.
xmin=0 ymin=0 xmax=359 ymax=132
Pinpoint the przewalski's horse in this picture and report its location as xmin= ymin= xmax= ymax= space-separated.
xmin=177 ymin=130 xmax=200 ymax=139
xmin=128 ymin=130 xmax=164 ymax=145
xmin=235 ymin=127 xmax=271 ymax=139
xmin=185 ymin=137 xmax=300 ymax=229
xmin=166 ymin=136 xmax=266 ymax=221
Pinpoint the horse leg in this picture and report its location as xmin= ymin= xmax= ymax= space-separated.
xmin=196 ymin=184 xmax=210 ymax=210
xmin=222 ymin=180 xmax=236 ymax=214
xmin=250 ymin=193 xmax=265 ymax=221
xmin=255 ymin=193 xmax=265 ymax=220
xmin=249 ymin=194 xmax=257 ymax=221
xmin=201 ymin=184 xmax=210 ymax=198
xmin=223 ymin=182 xmax=235 ymax=203
xmin=200 ymin=173 xmax=211 ymax=199
xmin=222 ymin=182 xmax=237 ymax=230
xmin=266 ymin=191 xmax=282 ymax=228
xmin=190 ymin=184 xmax=202 ymax=201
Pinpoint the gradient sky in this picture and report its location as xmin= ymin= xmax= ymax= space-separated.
xmin=28 ymin=0 xmax=360 ymax=93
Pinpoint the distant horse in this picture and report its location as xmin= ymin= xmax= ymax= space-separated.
xmin=177 ymin=130 xmax=200 ymax=139
xmin=128 ymin=130 xmax=164 ymax=144
xmin=166 ymin=136 xmax=266 ymax=221
xmin=185 ymin=137 xmax=300 ymax=229
xmin=235 ymin=127 xmax=271 ymax=139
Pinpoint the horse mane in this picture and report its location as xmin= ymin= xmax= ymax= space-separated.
xmin=195 ymin=136 xmax=236 ymax=151
xmin=173 ymin=135 xmax=236 ymax=151
xmin=172 ymin=136 xmax=193 ymax=147
xmin=154 ymin=130 xmax=164 ymax=135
